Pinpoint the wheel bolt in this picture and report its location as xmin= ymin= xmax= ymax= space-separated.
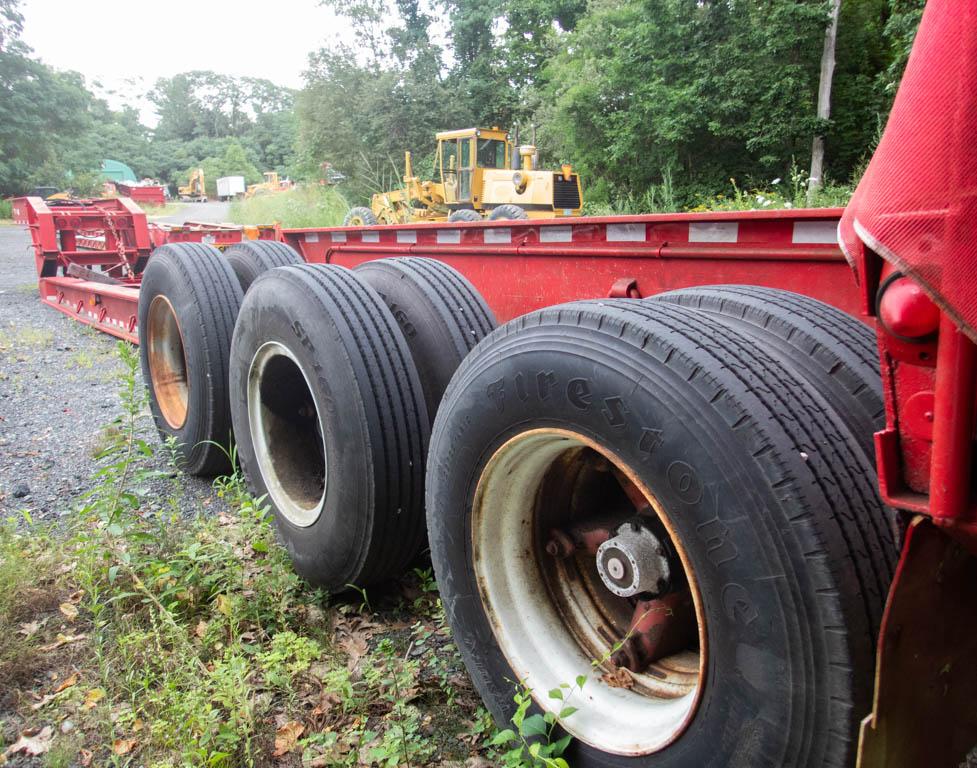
xmin=545 ymin=529 xmax=576 ymax=558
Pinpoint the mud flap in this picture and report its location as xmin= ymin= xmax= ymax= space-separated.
xmin=857 ymin=517 xmax=977 ymax=767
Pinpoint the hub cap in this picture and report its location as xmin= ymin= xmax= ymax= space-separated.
xmin=472 ymin=429 xmax=706 ymax=756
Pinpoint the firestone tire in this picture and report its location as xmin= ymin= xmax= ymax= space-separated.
xmin=427 ymin=300 xmax=895 ymax=768
xmin=343 ymin=206 xmax=378 ymax=226
xmin=447 ymin=208 xmax=483 ymax=222
xmin=652 ymin=285 xmax=884 ymax=463
xmin=229 ymin=264 xmax=429 ymax=590
xmin=138 ymin=242 xmax=243 ymax=476
xmin=488 ymin=204 xmax=528 ymax=220
xmin=225 ymin=240 xmax=303 ymax=292
xmin=354 ymin=257 xmax=496 ymax=420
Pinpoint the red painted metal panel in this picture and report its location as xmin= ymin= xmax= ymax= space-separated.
xmin=115 ymin=183 xmax=166 ymax=206
xmin=277 ymin=208 xmax=858 ymax=321
xmin=38 ymin=276 xmax=140 ymax=343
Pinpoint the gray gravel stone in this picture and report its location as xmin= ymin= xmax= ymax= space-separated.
xmin=0 ymin=207 xmax=232 ymax=522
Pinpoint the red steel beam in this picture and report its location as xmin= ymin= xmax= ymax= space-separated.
xmin=929 ymin=316 xmax=977 ymax=521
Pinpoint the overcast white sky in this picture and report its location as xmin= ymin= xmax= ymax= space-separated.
xmin=19 ymin=0 xmax=354 ymax=124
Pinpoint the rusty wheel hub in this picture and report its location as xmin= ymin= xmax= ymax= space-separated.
xmin=473 ymin=429 xmax=707 ymax=756
xmin=146 ymin=295 xmax=189 ymax=429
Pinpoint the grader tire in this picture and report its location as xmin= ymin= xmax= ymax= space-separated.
xmin=488 ymin=204 xmax=528 ymax=220
xmin=447 ymin=209 xmax=483 ymax=223
xmin=354 ymin=257 xmax=497 ymax=420
xmin=343 ymin=206 xmax=378 ymax=226
xmin=138 ymin=242 xmax=243 ymax=476
xmin=653 ymin=285 xmax=884 ymax=463
xmin=427 ymin=299 xmax=896 ymax=767
xmin=229 ymin=264 xmax=429 ymax=590
xmin=225 ymin=240 xmax=303 ymax=292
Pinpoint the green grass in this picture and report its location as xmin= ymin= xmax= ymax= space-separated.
xmin=228 ymin=185 xmax=348 ymax=228
xmin=1 ymin=342 xmax=570 ymax=767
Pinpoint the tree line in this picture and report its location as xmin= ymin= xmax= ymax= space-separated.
xmin=0 ymin=0 xmax=297 ymax=198
xmin=2 ymin=0 xmax=924 ymax=209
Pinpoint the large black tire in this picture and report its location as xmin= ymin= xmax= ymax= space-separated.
xmin=447 ymin=208 xmax=483 ymax=223
xmin=427 ymin=299 xmax=896 ymax=767
xmin=138 ymin=242 xmax=243 ymax=476
xmin=225 ymin=240 xmax=303 ymax=292
xmin=353 ymin=257 xmax=496 ymax=420
xmin=229 ymin=264 xmax=429 ymax=590
xmin=652 ymin=286 xmax=884 ymax=463
xmin=343 ymin=206 xmax=378 ymax=226
xmin=488 ymin=204 xmax=528 ymax=220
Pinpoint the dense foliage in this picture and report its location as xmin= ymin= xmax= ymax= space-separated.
xmin=2 ymin=0 xmax=925 ymax=209
xmin=299 ymin=0 xmax=926 ymax=208
xmin=0 ymin=0 xmax=297 ymax=197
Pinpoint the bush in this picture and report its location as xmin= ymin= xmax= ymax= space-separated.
xmin=228 ymin=184 xmax=348 ymax=227
xmin=0 ymin=199 xmax=12 ymax=219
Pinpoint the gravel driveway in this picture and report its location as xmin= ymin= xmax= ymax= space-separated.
xmin=0 ymin=202 xmax=231 ymax=520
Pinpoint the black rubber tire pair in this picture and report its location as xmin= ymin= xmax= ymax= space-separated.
xmin=228 ymin=257 xmax=496 ymax=590
xmin=138 ymin=243 xmax=243 ymax=475
xmin=225 ymin=240 xmax=303 ymax=292
xmin=427 ymin=288 xmax=894 ymax=767
xmin=343 ymin=206 xmax=378 ymax=226
xmin=448 ymin=208 xmax=483 ymax=223
xmin=488 ymin=203 xmax=528 ymax=220
xmin=138 ymin=241 xmax=304 ymax=475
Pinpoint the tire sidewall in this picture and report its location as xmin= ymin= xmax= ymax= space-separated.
xmin=139 ymin=253 xmax=226 ymax=469
xmin=230 ymin=273 xmax=374 ymax=589
xmin=429 ymin=344 xmax=823 ymax=767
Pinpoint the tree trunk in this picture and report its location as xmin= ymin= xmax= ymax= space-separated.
xmin=808 ymin=0 xmax=843 ymax=203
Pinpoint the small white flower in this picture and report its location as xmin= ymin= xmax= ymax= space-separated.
xmin=763 ymin=199 xmax=772 ymax=206
xmin=771 ymin=178 xmax=781 ymax=185
xmin=756 ymin=194 xmax=765 ymax=203
xmin=784 ymin=202 xmax=793 ymax=208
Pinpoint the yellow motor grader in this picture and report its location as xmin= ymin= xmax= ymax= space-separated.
xmin=343 ymin=127 xmax=584 ymax=225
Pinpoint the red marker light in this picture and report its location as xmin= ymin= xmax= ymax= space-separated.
xmin=878 ymin=275 xmax=940 ymax=340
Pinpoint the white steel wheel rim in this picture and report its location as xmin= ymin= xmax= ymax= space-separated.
xmin=247 ymin=341 xmax=327 ymax=527
xmin=472 ymin=429 xmax=707 ymax=756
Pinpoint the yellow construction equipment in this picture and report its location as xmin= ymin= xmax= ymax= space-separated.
xmin=178 ymin=168 xmax=207 ymax=202
xmin=245 ymin=172 xmax=292 ymax=199
xmin=343 ymin=127 xmax=584 ymax=225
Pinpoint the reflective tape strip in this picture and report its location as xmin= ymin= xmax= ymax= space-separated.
xmin=437 ymin=229 xmax=461 ymax=244
xmin=330 ymin=231 xmax=345 ymax=242
xmin=689 ymin=222 xmax=738 ymax=243
xmin=540 ymin=226 xmax=573 ymax=243
xmin=607 ymin=223 xmax=645 ymax=242
xmin=397 ymin=230 xmax=417 ymax=244
xmin=792 ymin=221 xmax=838 ymax=244
xmin=485 ymin=228 xmax=511 ymax=244
xmin=362 ymin=231 xmax=379 ymax=243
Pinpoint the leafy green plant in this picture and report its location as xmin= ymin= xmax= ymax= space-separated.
xmin=489 ymin=676 xmax=585 ymax=768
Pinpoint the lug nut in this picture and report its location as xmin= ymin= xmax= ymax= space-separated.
xmin=544 ymin=529 xmax=576 ymax=559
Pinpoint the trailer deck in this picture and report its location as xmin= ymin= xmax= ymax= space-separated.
xmin=12 ymin=196 xmax=854 ymax=342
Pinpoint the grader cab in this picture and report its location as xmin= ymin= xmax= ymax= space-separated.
xmin=343 ymin=126 xmax=584 ymax=225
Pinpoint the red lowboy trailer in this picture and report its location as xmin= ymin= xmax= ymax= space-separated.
xmin=13 ymin=200 xmax=854 ymax=340
xmin=11 ymin=3 xmax=977 ymax=764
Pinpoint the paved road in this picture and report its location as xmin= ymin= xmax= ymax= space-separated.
xmin=0 ymin=215 xmax=222 ymax=520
